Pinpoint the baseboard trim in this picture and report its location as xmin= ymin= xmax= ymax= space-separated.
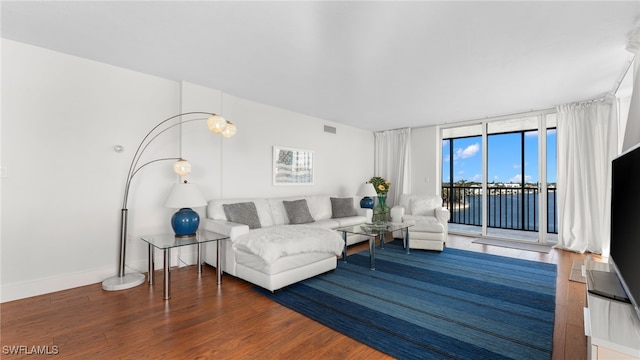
xmin=1 ymin=247 xmax=198 ymax=303
xmin=1 ymin=265 xmax=122 ymax=303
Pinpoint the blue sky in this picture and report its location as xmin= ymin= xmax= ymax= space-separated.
xmin=442 ymin=130 xmax=557 ymax=184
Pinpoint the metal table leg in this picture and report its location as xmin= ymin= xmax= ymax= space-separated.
xmin=342 ymin=232 xmax=348 ymax=263
xmin=197 ymin=243 xmax=202 ymax=275
xmin=216 ymin=239 xmax=222 ymax=285
xmin=148 ymin=244 xmax=154 ymax=285
xmin=369 ymin=235 xmax=376 ymax=270
xmin=405 ymin=228 xmax=411 ymax=254
xmin=380 ymin=231 xmax=385 ymax=249
xmin=163 ymin=248 xmax=171 ymax=300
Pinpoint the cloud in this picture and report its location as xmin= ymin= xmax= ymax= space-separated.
xmin=509 ymin=174 xmax=532 ymax=183
xmin=454 ymin=143 xmax=479 ymax=160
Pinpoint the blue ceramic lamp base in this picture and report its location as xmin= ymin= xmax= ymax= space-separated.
xmin=171 ymin=207 xmax=200 ymax=237
xmin=360 ymin=196 xmax=374 ymax=209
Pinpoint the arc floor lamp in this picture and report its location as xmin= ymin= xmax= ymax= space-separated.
xmin=102 ymin=111 xmax=236 ymax=291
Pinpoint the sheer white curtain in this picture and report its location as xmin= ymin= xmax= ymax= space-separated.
xmin=374 ymin=128 xmax=411 ymax=207
xmin=556 ymin=95 xmax=618 ymax=254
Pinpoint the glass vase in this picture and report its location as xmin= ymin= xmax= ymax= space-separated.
xmin=374 ymin=195 xmax=390 ymax=224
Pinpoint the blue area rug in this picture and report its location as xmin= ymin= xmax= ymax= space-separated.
xmin=255 ymin=240 xmax=557 ymax=359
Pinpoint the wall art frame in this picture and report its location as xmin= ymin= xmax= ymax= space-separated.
xmin=273 ymin=146 xmax=314 ymax=185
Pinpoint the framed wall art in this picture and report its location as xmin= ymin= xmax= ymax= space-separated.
xmin=273 ymin=146 xmax=314 ymax=185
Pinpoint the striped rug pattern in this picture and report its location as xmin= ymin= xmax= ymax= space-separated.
xmin=256 ymin=240 xmax=557 ymax=359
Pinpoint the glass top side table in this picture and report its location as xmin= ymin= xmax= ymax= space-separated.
xmin=140 ymin=230 xmax=229 ymax=300
xmin=336 ymin=222 xmax=413 ymax=270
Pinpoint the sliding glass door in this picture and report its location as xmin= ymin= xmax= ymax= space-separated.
xmin=442 ymin=113 xmax=557 ymax=243
xmin=486 ymin=130 xmax=538 ymax=232
xmin=443 ymin=135 xmax=483 ymax=229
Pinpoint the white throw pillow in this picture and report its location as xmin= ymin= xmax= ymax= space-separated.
xmin=268 ymin=198 xmax=289 ymax=225
xmin=306 ymin=195 xmax=332 ymax=221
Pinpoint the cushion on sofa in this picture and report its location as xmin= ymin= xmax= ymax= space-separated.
xmin=306 ymin=195 xmax=333 ymax=221
xmin=210 ymin=198 xmax=274 ymax=227
xmin=223 ymin=202 xmax=262 ymax=229
xmin=410 ymin=197 xmax=442 ymax=216
xmin=283 ymin=199 xmax=315 ymax=224
xmin=330 ymin=197 xmax=358 ymax=218
xmin=268 ymin=197 xmax=300 ymax=225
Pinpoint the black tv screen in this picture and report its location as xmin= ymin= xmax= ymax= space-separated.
xmin=611 ymin=143 xmax=640 ymax=321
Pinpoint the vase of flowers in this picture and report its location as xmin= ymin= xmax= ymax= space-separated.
xmin=369 ymin=176 xmax=391 ymax=223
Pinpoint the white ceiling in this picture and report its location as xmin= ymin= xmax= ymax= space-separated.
xmin=2 ymin=1 xmax=639 ymax=131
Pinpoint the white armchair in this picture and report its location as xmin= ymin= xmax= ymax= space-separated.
xmin=390 ymin=194 xmax=450 ymax=251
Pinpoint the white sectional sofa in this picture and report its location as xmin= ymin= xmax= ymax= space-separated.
xmin=202 ymin=195 xmax=371 ymax=291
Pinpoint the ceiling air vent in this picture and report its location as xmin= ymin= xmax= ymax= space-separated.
xmin=324 ymin=125 xmax=337 ymax=134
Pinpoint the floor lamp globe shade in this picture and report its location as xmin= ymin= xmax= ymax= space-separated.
xmin=171 ymin=208 xmax=200 ymax=236
xmin=207 ymin=114 xmax=227 ymax=133
xmin=173 ymin=159 xmax=192 ymax=176
xmin=221 ymin=122 xmax=237 ymax=138
xmin=360 ymin=197 xmax=374 ymax=209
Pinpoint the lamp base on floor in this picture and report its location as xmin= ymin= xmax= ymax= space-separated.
xmin=102 ymin=272 xmax=145 ymax=291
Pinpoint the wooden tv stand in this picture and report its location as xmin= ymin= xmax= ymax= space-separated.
xmin=583 ymin=261 xmax=640 ymax=359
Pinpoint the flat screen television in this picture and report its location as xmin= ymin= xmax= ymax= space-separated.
xmin=588 ymin=143 xmax=640 ymax=322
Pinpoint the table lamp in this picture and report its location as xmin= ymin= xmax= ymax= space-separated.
xmin=357 ymin=182 xmax=378 ymax=209
xmin=164 ymin=180 xmax=208 ymax=237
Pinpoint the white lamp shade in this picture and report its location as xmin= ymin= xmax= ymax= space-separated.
xmin=164 ymin=183 xmax=207 ymax=208
xmin=357 ymin=183 xmax=378 ymax=197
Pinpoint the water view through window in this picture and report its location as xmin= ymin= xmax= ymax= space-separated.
xmin=442 ymin=128 xmax=557 ymax=234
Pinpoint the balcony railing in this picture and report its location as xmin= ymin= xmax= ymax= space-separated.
xmin=441 ymin=185 xmax=558 ymax=234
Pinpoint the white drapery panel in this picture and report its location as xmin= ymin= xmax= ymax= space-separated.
xmin=556 ymin=96 xmax=618 ymax=254
xmin=622 ymin=68 xmax=640 ymax=152
xmin=374 ymin=128 xmax=411 ymax=207
xmin=622 ymin=22 xmax=640 ymax=153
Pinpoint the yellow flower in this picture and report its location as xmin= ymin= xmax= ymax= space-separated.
xmin=369 ymin=176 xmax=390 ymax=195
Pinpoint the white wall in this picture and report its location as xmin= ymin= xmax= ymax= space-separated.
xmin=0 ymin=40 xmax=373 ymax=302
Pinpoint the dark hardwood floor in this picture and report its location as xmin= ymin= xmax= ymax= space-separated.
xmin=1 ymin=234 xmax=599 ymax=359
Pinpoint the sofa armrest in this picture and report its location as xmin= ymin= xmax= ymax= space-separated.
xmin=356 ymin=208 xmax=373 ymax=223
xmin=390 ymin=206 xmax=405 ymax=223
xmin=203 ymin=218 xmax=250 ymax=240
xmin=435 ymin=207 xmax=450 ymax=223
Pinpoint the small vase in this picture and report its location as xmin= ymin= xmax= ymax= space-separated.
xmin=374 ymin=195 xmax=390 ymax=224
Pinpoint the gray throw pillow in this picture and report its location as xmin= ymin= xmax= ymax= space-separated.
xmin=331 ymin=197 xmax=358 ymax=218
xmin=283 ymin=199 xmax=315 ymax=224
xmin=223 ymin=202 xmax=261 ymax=229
